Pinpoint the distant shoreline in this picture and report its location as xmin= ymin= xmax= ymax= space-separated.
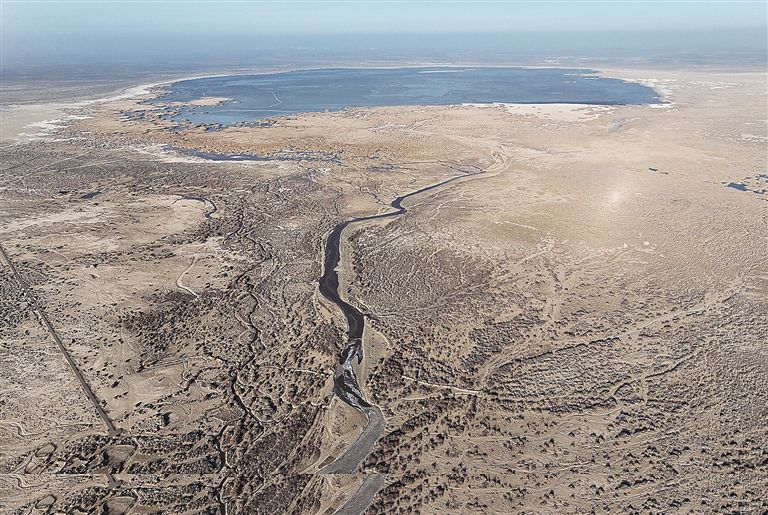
xmin=4 ymin=62 xmax=736 ymax=144
xmin=137 ymin=66 xmax=663 ymax=130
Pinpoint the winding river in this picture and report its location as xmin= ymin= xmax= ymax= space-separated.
xmin=317 ymin=166 xmax=483 ymax=510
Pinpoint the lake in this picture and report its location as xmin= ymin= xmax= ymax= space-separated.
xmin=157 ymin=67 xmax=661 ymax=126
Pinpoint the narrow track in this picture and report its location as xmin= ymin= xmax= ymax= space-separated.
xmin=0 ymin=242 xmax=119 ymax=437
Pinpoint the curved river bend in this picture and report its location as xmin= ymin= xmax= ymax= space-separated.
xmin=317 ymin=167 xmax=483 ymax=511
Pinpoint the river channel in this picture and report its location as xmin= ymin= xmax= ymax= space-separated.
xmin=316 ymin=167 xmax=482 ymax=511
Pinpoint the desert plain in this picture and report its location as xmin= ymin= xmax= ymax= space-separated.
xmin=0 ymin=66 xmax=766 ymax=514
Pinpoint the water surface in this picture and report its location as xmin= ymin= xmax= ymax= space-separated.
xmin=157 ymin=67 xmax=661 ymax=126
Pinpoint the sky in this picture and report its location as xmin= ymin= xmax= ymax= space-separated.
xmin=2 ymin=1 xmax=766 ymax=71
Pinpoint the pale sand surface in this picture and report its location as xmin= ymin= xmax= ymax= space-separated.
xmin=1 ymin=104 xmax=81 ymax=144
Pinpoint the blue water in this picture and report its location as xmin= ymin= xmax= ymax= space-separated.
xmin=157 ymin=67 xmax=661 ymax=126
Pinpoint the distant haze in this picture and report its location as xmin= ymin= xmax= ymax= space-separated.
xmin=1 ymin=1 xmax=766 ymax=73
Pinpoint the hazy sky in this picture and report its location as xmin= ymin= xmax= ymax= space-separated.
xmin=4 ymin=1 xmax=767 ymax=36
xmin=2 ymin=1 xmax=766 ymax=71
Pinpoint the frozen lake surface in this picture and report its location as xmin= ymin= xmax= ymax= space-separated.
xmin=158 ymin=67 xmax=661 ymax=125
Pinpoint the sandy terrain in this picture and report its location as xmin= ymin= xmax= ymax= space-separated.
xmin=0 ymin=66 xmax=766 ymax=514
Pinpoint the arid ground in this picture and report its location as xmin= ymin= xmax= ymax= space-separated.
xmin=1 ymin=66 xmax=766 ymax=514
